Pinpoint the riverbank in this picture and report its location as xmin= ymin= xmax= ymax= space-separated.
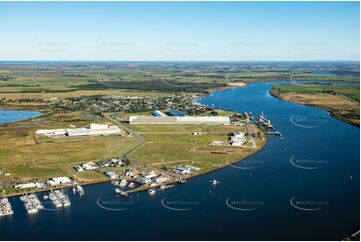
xmin=207 ymin=81 xmax=247 ymax=92
xmin=269 ymin=84 xmax=360 ymax=126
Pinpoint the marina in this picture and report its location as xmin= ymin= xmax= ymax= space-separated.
xmin=0 ymin=198 xmax=14 ymax=217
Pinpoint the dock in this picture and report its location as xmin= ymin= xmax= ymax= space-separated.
xmin=49 ymin=190 xmax=71 ymax=208
xmin=20 ymin=193 xmax=43 ymax=214
xmin=257 ymin=111 xmax=274 ymax=129
xmin=0 ymin=197 xmax=14 ymax=217
xmin=257 ymin=111 xmax=283 ymax=139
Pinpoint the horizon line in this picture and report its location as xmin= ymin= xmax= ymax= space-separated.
xmin=0 ymin=60 xmax=359 ymax=63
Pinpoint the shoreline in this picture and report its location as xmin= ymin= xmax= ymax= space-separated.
xmin=206 ymin=81 xmax=247 ymax=93
xmin=268 ymin=88 xmax=360 ymax=127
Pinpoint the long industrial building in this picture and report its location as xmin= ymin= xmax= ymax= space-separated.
xmin=129 ymin=116 xmax=230 ymax=125
xmin=36 ymin=123 xmax=121 ymax=137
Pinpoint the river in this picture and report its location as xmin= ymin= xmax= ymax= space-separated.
xmin=0 ymin=82 xmax=359 ymax=240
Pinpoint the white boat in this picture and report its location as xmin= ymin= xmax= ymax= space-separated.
xmin=43 ymin=195 xmax=49 ymax=200
xmin=128 ymin=182 xmax=135 ymax=188
xmin=119 ymin=179 xmax=128 ymax=188
xmin=27 ymin=208 xmax=38 ymax=214
xmin=148 ymin=189 xmax=156 ymax=195
xmin=210 ymin=179 xmax=220 ymax=186
xmin=75 ymin=185 xmax=84 ymax=196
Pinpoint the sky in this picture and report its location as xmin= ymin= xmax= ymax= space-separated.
xmin=0 ymin=1 xmax=359 ymax=61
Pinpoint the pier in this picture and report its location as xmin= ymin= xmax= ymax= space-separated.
xmin=0 ymin=197 xmax=14 ymax=217
xmin=48 ymin=190 xmax=71 ymax=208
xmin=20 ymin=193 xmax=43 ymax=214
xmin=257 ymin=111 xmax=283 ymax=139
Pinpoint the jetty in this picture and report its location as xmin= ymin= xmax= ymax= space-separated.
xmin=257 ymin=111 xmax=283 ymax=139
xmin=20 ymin=193 xmax=43 ymax=214
xmin=49 ymin=190 xmax=71 ymax=208
xmin=0 ymin=197 xmax=14 ymax=217
xmin=257 ymin=111 xmax=274 ymax=128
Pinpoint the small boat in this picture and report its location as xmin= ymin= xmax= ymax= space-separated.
xmin=148 ymin=189 xmax=156 ymax=195
xmin=75 ymin=185 xmax=84 ymax=196
xmin=43 ymin=195 xmax=49 ymax=200
xmin=160 ymin=184 xmax=174 ymax=190
xmin=120 ymin=191 xmax=128 ymax=197
xmin=115 ymin=188 xmax=121 ymax=194
xmin=128 ymin=182 xmax=135 ymax=188
xmin=119 ymin=179 xmax=128 ymax=188
xmin=210 ymin=179 xmax=220 ymax=186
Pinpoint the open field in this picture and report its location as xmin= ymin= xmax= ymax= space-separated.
xmin=270 ymin=84 xmax=360 ymax=125
xmin=128 ymin=123 xmax=266 ymax=173
xmin=0 ymin=111 xmax=138 ymax=182
xmin=0 ymin=90 xmax=171 ymax=99
xmin=0 ymin=63 xmax=358 ymax=98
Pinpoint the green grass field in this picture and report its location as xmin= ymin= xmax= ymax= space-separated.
xmin=128 ymin=123 xmax=265 ymax=172
xmin=0 ymin=111 xmax=138 ymax=182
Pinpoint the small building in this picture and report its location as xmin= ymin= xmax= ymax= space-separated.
xmin=229 ymin=132 xmax=246 ymax=146
xmin=81 ymin=162 xmax=98 ymax=170
xmin=47 ymin=177 xmax=72 ymax=186
xmin=184 ymin=165 xmax=200 ymax=171
xmin=14 ymin=182 xmax=44 ymax=190
xmin=153 ymin=176 xmax=169 ymax=183
xmin=104 ymin=171 xmax=117 ymax=179
xmin=174 ymin=166 xmax=191 ymax=174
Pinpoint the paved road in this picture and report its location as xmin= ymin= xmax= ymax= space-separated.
xmin=102 ymin=113 xmax=145 ymax=158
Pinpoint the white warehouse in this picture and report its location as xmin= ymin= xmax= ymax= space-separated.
xmin=36 ymin=123 xmax=121 ymax=137
xmin=129 ymin=116 xmax=230 ymax=125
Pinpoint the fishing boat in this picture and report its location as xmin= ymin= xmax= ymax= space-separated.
xmin=148 ymin=189 xmax=156 ymax=195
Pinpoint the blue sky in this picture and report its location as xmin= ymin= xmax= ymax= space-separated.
xmin=0 ymin=2 xmax=359 ymax=61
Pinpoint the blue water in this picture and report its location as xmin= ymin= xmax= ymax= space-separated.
xmin=0 ymin=109 xmax=41 ymax=124
xmin=0 ymin=82 xmax=359 ymax=240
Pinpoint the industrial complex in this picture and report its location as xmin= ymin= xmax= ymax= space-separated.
xmin=129 ymin=108 xmax=230 ymax=125
xmin=36 ymin=123 xmax=121 ymax=137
